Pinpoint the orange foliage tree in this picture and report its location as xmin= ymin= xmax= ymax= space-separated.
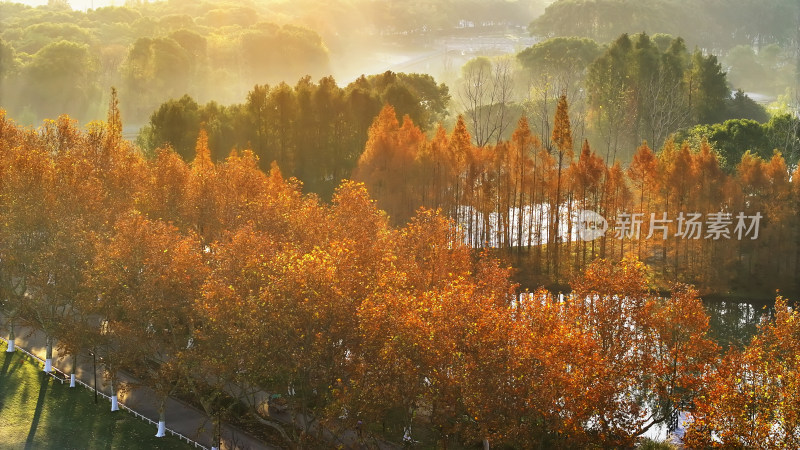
xmin=686 ymin=297 xmax=800 ymax=447
xmin=4 ymin=92 xmax=800 ymax=449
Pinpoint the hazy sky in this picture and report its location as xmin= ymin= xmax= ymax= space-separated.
xmin=10 ymin=1 xmax=140 ymax=11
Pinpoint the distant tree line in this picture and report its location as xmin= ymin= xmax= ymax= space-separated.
xmin=136 ymin=71 xmax=450 ymax=198
xmin=511 ymin=33 xmax=776 ymax=164
xmin=530 ymin=0 xmax=800 ymax=53
xmin=527 ymin=0 xmax=800 ymax=112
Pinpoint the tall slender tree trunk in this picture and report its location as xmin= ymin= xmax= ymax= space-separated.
xmin=552 ymin=154 xmax=564 ymax=282
xmin=70 ymin=354 xmax=77 ymax=388
xmin=6 ymin=323 xmax=15 ymax=352
xmin=516 ymin=151 xmax=525 ymax=259
xmin=156 ymin=398 xmax=167 ymax=437
xmin=110 ymin=375 xmax=120 ymax=411
xmin=211 ymin=413 xmax=221 ymax=450
xmin=44 ymin=335 xmax=53 ymax=373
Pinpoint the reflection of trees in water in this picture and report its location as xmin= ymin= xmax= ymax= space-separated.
xmin=703 ymin=298 xmax=772 ymax=349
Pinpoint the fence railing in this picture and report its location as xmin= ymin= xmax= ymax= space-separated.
xmin=1 ymin=337 xmax=208 ymax=449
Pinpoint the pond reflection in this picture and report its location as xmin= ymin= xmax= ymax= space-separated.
xmin=703 ymin=298 xmax=773 ymax=349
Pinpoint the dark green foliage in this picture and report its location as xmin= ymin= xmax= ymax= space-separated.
xmin=364 ymin=71 xmax=451 ymax=131
xmin=686 ymin=51 xmax=730 ymax=125
xmin=676 ymin=113 xmax=800 ymax=172
xmin=722 ymin=90 xmax=769 ymax=123
xmin=366 ymin=71 xmax=450 ymax=130
xmin=530 ymin=0 xmax=798 ymax=52
xmin=22 ymin=40 xmax=101 ymax=121
xmin=137 ymin=95 xmax=201 ymax=161
xmin=584 ymin=33 xmax=730 ymax=159
xmin=677 ymin=119 xmax=771 ymax=172
xmin=517 ymin=36 xmax=602 ymax=79
xmin=138 ymin=72 xmax=450 ymax=199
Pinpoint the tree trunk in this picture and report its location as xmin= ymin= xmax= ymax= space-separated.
xmin=44 ymin=335 xmax=53 ymax=373
xmin=211 ymin=413 xmax=221 ymax=450
xmin=552 ymin=153 xmax=564 ymax=281
xmin=155 ymin=400 xmax=166 ymax=437
xmin=70 ymin=354 xmax=77 ymax=388
xmin=6 ymin=324 xmax=15 ymax=352
xmin=110 ymin=377 xmax=120 ymax=411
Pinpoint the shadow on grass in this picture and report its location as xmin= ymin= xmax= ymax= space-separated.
xmin=24 ymin=374 xmax=50 ymax=449
xmin=2 ymin=351 xmax=193 ymax=450
xmin=0 ymin=352 xmax=13 ymax=417
xmin=1 ymin=351 xmax=12 ymax=378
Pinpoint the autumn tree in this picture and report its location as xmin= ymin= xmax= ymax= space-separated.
xmin=564 ymin=260 xmax=717 ymax=446
xmin=601 ymin=160 xmax=631 ymax=260
xmin=415 ymin=124 xmax=452 ymax=212
xmin=627 ymin=141 xmax=659 ymax=260
xmin=447 ymin=116 xmax=473 ymax=234
xmin=517 ymin=37 xmax=600 ymax=152
xmin=509 ymin=116 xmax=539 ymax=255
xmin=353 ymin=105 xmax=426 ymax=225
xmin=688 ymin=140 xmax=727 ymax=284
xmin=568 ymin=139 xmax=605 ymax=269
xmin=88 ymin=214 xmax=207 ymax=435
xmin=351 ymin=210 xmax=514 ymax=445
xmin=686 ymin=297 xmax=800 ymax=447
xmin=0 ymin=113 xmax=52 ymax=355
xmin=187 ymin=127 xmax=219 ymax=245
xmin=13 ymin=117 xmax=90 ymax=376
xmin=549 ymin=93 xmax=574 ymax=280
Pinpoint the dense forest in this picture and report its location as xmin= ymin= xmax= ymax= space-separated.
xmin=1 ymin=100 xmax=800 ymax=448
xmin=2 ymin=0 xmax=800 ymax=447
xmin=355 ymin=99 xmax=800 ymax=296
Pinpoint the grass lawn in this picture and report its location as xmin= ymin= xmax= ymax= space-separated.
xmin=0 ymin=349 xmax=193 ymax=450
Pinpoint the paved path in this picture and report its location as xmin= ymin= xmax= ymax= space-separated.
xmin=1 ymin=321 xmax=274 ymax=450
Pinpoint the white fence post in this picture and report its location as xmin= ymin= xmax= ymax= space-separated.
xmin=1 ymin=336 xmax=210 ymax=449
